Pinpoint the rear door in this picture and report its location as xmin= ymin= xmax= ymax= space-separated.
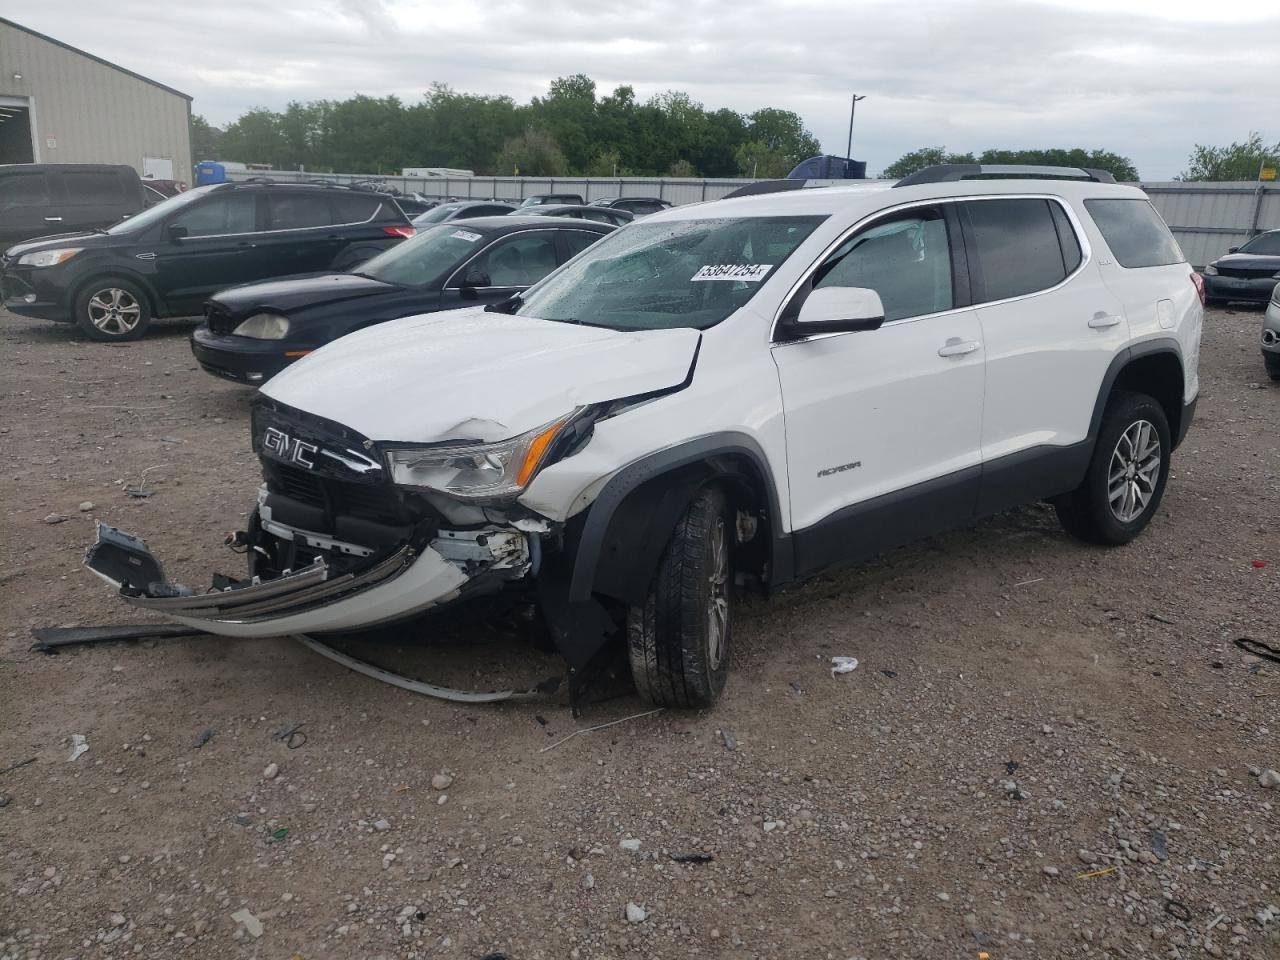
xmin=58 ymin=168 xmax=137 ymax=233
xmin=0 ymin=168 xmax=58 ymax=246
xmin=960 ymin=196 xmax=1128 ymax=512
xmin=151 ymin=192 xmax=267 ymax=312
xmin=256 ymin=190 xmax=345 ymax=276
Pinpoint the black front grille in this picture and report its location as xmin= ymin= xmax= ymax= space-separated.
xmin=1219 ymin=265 xmax=1280 ymax=280
xmin=267 ymin=462 xmax=406 ymax=524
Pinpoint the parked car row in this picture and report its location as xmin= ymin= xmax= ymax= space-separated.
xmin=80 ymin=164 xmax=1209 ymax=710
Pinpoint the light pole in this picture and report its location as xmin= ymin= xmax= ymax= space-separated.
xmin=846 ymin=94 xmax=866 ymax=159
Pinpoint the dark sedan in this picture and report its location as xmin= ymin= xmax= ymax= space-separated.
xmin=412 ymin=201 xmax=517 ymax=225
xmin=190 ymin=216 xmax=613 ymax=384
xmin=516 ymin=204 xmax=634 ymax=228
xmin=588 ymin=196 xmax=673 ymax=216
xmin=1203 ymin=229 xmax=1280 ymax=305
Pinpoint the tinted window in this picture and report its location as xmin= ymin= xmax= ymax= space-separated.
xmin=815 ymin=209 xmax=953 ymax=322
xmin=464 ymin=232 xmax=559 ymax=287
xmin=472 ymin=205 xmax=514 ymax=217
xmin=171 ymin=195 xmax=258 ymax=237
xmin=1049 ymin=201 xmax=1083 ymax=273
xmin=358 ymin=224 xmax=489 ymax=286
xmin=0 ymin=172 xmax=51 ymax=207
xmin=618 ymin=200 xmax=662 ymax=215
xmin=269 ymin=193 xmax=332 ymax=230
xmin=516 ymin=215 xmax=825 ymax=331
xmin=562 ymin=230 xmax=602 ymax=258
xmin=965 ymin=199 xmax=1068 ymax=301
xmin=1084 ymin=199 xmax=1183 ymax=268
xmin=333 ymin=194 xmax=381 ymax=224
xmin=63 ymin=171 xmax=126 ymax=205
xmin=1239 ymin=232 xmax=1280 ymax=256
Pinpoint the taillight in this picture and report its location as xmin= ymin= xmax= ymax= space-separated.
xmin=1191 ymin=271 xmax=1205 ymax=306
xmin=383 ymin=225 xmax=415 ymax=238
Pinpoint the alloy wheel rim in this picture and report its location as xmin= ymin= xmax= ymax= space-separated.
xmin=706 ymin=516 xmax=729 ymax=670
xmin=87 ymin=288 xmax=141 ymax=335
xmin=1108 ymin=419 xmax=1161 ymax=523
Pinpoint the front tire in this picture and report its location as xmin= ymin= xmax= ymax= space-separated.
xmin=627 ymin=485 xmax=733 ymax=708
xmin=1055 ymin=390 xmax=1171 ymax=545
xmin=73 ymin=277 xmax=152 ymax=341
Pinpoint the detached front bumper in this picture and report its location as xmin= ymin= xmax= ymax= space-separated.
xmin=1204 ymin=274 xmax=1279 ymax=304
xmin=190 ymin=325 xmax=312 ymax=385
xmin=85 ymin=518 xmax=532 ymax=638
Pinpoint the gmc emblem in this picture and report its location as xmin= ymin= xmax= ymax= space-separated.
xmin=262 ymin=427 xmax=318 ymax=469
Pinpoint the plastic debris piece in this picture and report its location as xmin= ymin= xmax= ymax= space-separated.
xmin=830 ymin=656 xmax=859 ymax=676
xmin=66 ymin=734 xmax=88 ymax=762
xmin=231 ymin=908 xmax=264 ymax=938
xmin=272 ymin=828 xmax=289 ymax=840
xmin=1075 ymin=865 xmax=1118 ymax=880
xmin=1250 ymin=559 xmax=1266 ymax=569
xmin=192 ymin=728 xmax=214 ymax=749
xmin=1150 ymin=830 xmax=1168 ymax=861
xmin=720 ymin=728 xmax=737 ymax=751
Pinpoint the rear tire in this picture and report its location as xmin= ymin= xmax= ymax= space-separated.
xmin=627 ymin=485 xmax=733 ymax=708
xmin=1055 ymin=391 xmax=1171 ymax=545
xmin=1265 ymin=356 xmax=1280 ymax=382
xmin=73 ymin=277 xmax=152 ymax=341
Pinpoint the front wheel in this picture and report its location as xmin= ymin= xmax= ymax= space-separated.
xmin=627 ymin=485 xmax=733 ymax=708
xmin=1055 ymin=391 xmax=1171 ymax=545
xmin=73 ymin=277 xmax=152 ymax=341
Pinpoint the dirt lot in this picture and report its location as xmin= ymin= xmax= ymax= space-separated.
xmin=1 ymin=306 xmax=1277 ymax=960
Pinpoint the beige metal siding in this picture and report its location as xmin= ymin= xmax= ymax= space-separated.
xmin=0 ymin=20 xmax=191 ymax=180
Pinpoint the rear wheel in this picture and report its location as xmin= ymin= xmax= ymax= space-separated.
xmin=1055 ymin=391 xmax=1171 ymax=545
xmin=73 ymin=277 xmax=152 ymax=341
xmin=627 ymin=485 xmax=733 ymax=708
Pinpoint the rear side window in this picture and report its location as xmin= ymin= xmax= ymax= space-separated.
xmin=333 ymin=194 xmax=381 ymax=224
xmin=0 ymin=172 xmax=50 ymax=207
xmin=964 ymin=198 xmax=1070 ymax=302
xmin=269 ymin=193 xmax=332 ymax=230
xmin=562 ymin=230 xmax=602 ymax=258
xmin=1084 ymin=199 xmax=1183 ymax=268
xmin=1049 ymin=202 xmax=1083 ymax=274
xmin=63 ymin=171 xmax=126 ymax=205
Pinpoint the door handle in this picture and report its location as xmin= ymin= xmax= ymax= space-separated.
xmin=1088 ymin=312 xmax=1123 ymax=329
xmin=938 ymin=338 xmax=980 ymax=358
xmin=44 ymin=216 xmax=63 ymax=222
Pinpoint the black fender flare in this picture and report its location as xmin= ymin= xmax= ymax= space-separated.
xmin=566 ymin=432 xmax=791 ymax=608
xmin=1087 ymin=338 xmax=1188 ymax=447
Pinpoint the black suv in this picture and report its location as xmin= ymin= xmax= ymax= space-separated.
xmin=0 ymin=164 xmax=146 ymax=248
xmin=0 ymin=182 xmax=414 ymax=341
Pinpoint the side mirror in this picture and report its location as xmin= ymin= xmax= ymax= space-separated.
xmin=1227 ymin=246 xmax=1239 ymax=254
xmin=784 ymin=286 xmax=886 ymax=339
xmin=461 ymin=267 xmax=491 ymax=289
xmin=167 ymin=223 xmax=189 ymax=241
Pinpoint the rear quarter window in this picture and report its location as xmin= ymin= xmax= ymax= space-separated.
xmin=334 ymin=194 xmax=382 ymax=223
xmin=963 ymin=198 xmax=1072 ymax=302
xmin=1084 ymin=199 xmax=1184 ymax=268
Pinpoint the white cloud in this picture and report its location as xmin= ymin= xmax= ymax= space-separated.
xmin=7 ymin=0 xmax=1278 ymax=178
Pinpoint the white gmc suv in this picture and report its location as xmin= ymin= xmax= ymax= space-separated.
xmin=88 ymin=165 xmax=1203 ymax=709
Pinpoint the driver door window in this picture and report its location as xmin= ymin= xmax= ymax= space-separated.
xmin=170 ymin=195 xmax=258 ymax=237
xmin=814 ymin=210 xmax=954 ymax=321
xmin=464 ymin=232 xmax=559 ymax=287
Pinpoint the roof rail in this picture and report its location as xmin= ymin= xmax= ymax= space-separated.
xmin=893 ymin=164 xmax=1117 ymax=187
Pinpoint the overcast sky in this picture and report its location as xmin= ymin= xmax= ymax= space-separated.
xmin=9 ymin=0 xmax=1278 ymax=179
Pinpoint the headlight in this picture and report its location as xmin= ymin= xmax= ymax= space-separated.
xmin=17 ymin=248 xmax=82 ymax=268
xmin=233 ymin=313 xmax=290 ymax=339
xmin=385 ymin=412 xmax=578 ymax=503
xmin=1202 ymin=264 xmax=1217 ymax=276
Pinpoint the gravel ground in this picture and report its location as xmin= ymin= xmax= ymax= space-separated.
xmin=1 ymin=306 xmax=1277 ymax=960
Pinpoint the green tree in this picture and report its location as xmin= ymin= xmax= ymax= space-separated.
xmin=979 ymin=148 xmax=1139 ymax=182
xmin=745 ymin=108 xmax=820 ymax=165
xmin=1178 ymin=133 xmax=1280 ymax=181
xmin=734 ymin=139 xmax=791 ymax=178
xmin=669 ymin=158 xmax=696 ymax=177
xmin=189 ymin=114 xmax=222 ymax=161
xmin=881 ymin=146 xmax=977 ymax=179
xmin=585 ymin=148 xmax=623 ymax=177
xmin=218 ymin=108 xmax=286 ymax=166
xmin=531 ymin=75 xmax=598 ymax=173
xmin=496 ymin=129 xmax=569 ymax=176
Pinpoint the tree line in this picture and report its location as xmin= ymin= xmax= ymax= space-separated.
xmin=192 ymin=75 xmax=822 ymax=179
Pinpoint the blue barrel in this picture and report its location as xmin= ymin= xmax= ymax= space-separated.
xmin=195 ymin=161 xmax=226 ymax=186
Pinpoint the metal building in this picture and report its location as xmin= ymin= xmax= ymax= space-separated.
xmin=0 ymin=16 xmax=191 ymax=182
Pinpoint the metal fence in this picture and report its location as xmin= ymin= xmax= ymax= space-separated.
xmin=226 ymin=169 xmax=1279 ymax=268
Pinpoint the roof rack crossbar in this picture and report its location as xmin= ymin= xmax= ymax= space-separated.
xmin=893 ymin=164 xmax=1117 ymax=187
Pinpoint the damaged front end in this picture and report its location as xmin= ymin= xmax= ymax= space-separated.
xmin=85 ymin=398 xmax=556 ymax=638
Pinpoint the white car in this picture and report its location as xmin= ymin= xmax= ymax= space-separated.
xmin=88 ymin=164 xmax=1203 ymax=708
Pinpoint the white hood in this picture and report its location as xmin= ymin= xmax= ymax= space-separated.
xmin=262 ymin=308 xmax=702 ymax=443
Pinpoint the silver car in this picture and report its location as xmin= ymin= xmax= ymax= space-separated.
xmin=1264 ymin=282 xmax=1280 ymax=380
